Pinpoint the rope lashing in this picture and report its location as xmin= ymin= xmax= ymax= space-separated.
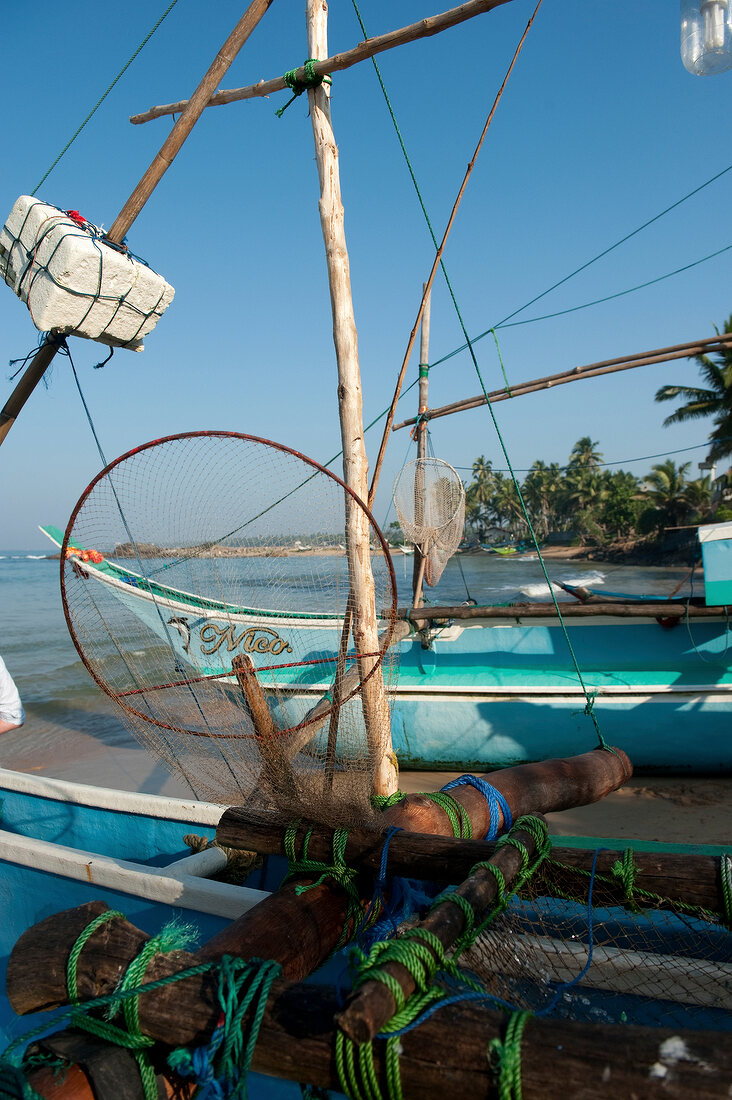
xmin=371 ymin=790 xmax=405 ymax=811
xmin=66 ymin=913 xmax=197 ymax=1100
xmin=440 ymin=774 xmax=513 ymax=839
xmin=721 ymin=853 xmax=732 ymax=928
xmin=436 ymin=815 xmax=551 ymax=953
xmin=488 ymin=1010 xmax=533 ymax=1100
xmin=168 ymin=955 xmax=282 ymax=1099
xmin=283 ymin=822 xmax=366 ymax=949
xmin=610 ymin=848 xmax=640 ymax=911
xmin=420 ymin=790 xmax=472 ymax=838
xmin=276 ymin=59 xmax=332 ymax=117
xmin=1 ymin=913 xmax=231 ymax=1100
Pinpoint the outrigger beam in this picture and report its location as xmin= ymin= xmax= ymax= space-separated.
xmin=130 ymin=0 xmax=516 ymax=125
xmin=0 ymin=0 xmax=276 ymax=450
xmin=393 ymin=332 xmax=732 ymax=429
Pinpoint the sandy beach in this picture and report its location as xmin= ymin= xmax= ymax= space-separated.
xmin=3 ymin=712 xmax=728 ymax=847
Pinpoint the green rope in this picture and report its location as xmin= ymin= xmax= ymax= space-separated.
xmin=31 ymin=0 xmax=181 ymax=195
xmin=610 ymin=848 xmax=640 ymax=911
xmin=421 ymin=791 xmax=472 ymax=838
xmin=371 ymin=791 xmax=405 ymax=812
xmin=488 ymin=1010 xmax=533 ymax=1100
xmin=489 ymin=328 xmax=512 ymax=396
xmin=720 ymin=853 xmax=732 ymax=928
xmin=283 ymin=822 xmax=366 ymax=949
xmin=66 ymin=909 xmax=125 ymax=1003
xmin=542 ymin=853 xmax=725 ymax=923
xmin=66 ymin=915 xmax=197 ymax=1100
xmin=276 ymin=59 xmax=332 ymax=118
xmin=168 ymin=955 xmax=282 ymax=1098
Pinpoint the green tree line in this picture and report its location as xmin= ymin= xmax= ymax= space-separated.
xmin=464 ymin=318 xmax=732 ymax=547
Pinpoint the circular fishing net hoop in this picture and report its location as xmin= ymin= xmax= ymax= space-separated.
xmin=392 ymin=458 xmax=466 ymax=585
xmin=61 ymin=432 xmax=398 ymax=823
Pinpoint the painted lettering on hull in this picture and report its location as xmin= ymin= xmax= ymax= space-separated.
xmin=199 ymin=621 xmax=293 ymax=658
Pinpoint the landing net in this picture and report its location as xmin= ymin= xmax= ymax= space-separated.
xmin=392 ymin=458 xmax=465 ymax=585
xmin=61 ymin=431 xmax=398 ymax=824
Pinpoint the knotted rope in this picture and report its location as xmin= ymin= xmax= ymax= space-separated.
xmin=276 ymin=59 xmax=332 ymax=117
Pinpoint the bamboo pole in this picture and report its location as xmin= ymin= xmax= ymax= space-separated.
xmin=129 ymin=0 xmax=516 ymax=124
xmin=306 ymin=0 xmax=397 ymax=797
xmin=0 ymin=0 xmax=275 ymax=450
xmin=394 ymin=333 xmax=732 ymax=430
xmin=412 ymin=285 xmax=431 ymax=607
xmin=367 ymin=1 xmax=543 ymax=508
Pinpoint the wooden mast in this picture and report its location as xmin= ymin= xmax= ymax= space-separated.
xmin=306 ymin=0 xmax=397 ymax=797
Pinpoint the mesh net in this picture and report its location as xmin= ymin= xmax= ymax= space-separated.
xmin=61 ymin=432 xmax=398 ymax=825
xmin=458 ymin=853 xmax=731 ymax=1033
xmin=392 ymin=458 xmax=465 ymax=585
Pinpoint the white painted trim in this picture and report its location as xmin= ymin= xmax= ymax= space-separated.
xmin=0 ymin=829 xmax=266 ymax=920
xmin=699 ymin=521 xmax=732 ymax=543
xmin=0 ymin=767 xmax=225 ymax=825
xmin=389 ymin=685 xmax=732 ymax=699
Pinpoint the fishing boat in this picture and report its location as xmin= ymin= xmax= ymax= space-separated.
xmin=0 ymin=1 xmax=730 ymax=1096
xmin=37 ymin=506 xmax=732 ymax=775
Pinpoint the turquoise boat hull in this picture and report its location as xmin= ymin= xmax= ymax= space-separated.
xmin=39 ymin=529 xmax=732 ymax=775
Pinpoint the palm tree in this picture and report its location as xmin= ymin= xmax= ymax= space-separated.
xmin=568 ymin=436 xmax=602 ymax=470
xmin=655 ymin=316 xmax=732 ymax=462
xmin=640 ymin=460 xmax=693 ymax=531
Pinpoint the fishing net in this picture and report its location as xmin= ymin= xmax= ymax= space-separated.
xmin=60 ymin=431 xmax=398 ymax=824
xmin=455 ymin=849 xmax=731 ymax=1034
xmin=392 ymin=458 xmax=465 ymax=585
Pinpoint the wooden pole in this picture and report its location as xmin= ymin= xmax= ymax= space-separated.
xmin=394 ymin=600 xmax=726 ymax=620
xmin=129 ymin=0 xmax=516 ymax=125
xmin=337 ymin=815 xmax=546 ymax=1042
xmin=306 ymin=0 xmax=397 ymax=797
xmin=367 ymin=0 xmax=542 ymax=506
xmin=17 ymin=952 xmax=732 ymax=1099
xmin=394 ymin=333 xmax=732 ymax=430
xmin=412 ymin=285 xmax=431 ymax=606
xmin=0 ymin=0 xmax=275 ymax=450
xmin=214 ymin=811 xmax=726 ymax=913
xmin=8 ymin=749 xmax=631 ymax=1033
xmin=231 ymin=653 xmax=297 ymax=799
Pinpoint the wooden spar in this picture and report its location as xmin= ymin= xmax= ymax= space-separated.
xmin=368 ymin=1 xmax=543 ymax=507
xmin=23 ymin=978 xmax=732 ymax=1100
xmin=337 ymin=815 xmax=546 ymax=1043
xmin=0 ymin=0 xmax=275 ymax=449
xmin=393 ymin=332 xmax=732 ymax=430
xmin=7 ymin=749 xmax=631 ymax=1034
xmin=306 ymin=0 xmax=397 ymax=798
xmin=382 ymin=747 xmax=632 ymax=836
xmin=395 ymin=600 xmax=726 ymax=619
xmin=214 ymin=811 xmax=727 ymax=914
xmin=130 ymin=0 xmax=516 ymax=124
xmin=231 ymin=654 xmax=297 ymax=799
xmin=412 ymin=285 xmax=431 ymax=607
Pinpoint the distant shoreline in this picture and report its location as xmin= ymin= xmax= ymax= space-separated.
xmin=34 ymin=541 xmax=696 ymax=567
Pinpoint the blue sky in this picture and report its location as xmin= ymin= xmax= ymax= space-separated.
xmin=1 ymin=0 xmax=732 ymax=548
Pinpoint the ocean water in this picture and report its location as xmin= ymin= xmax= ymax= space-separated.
xmin=0 ymin=549 xmax=696 ymax=795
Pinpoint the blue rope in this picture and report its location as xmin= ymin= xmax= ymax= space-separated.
xmin=441 ymin=775 xmax=513 ymax=839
